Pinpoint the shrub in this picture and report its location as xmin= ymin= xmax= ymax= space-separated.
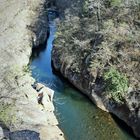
xmin=104 ymin=67 xmax=128 ymax=103
xmin=111 ymin=0 xmax=122 ymax=7
xmin=23 ymin=65 xmax=31 ymax=74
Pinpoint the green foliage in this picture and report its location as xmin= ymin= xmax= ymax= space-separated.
xmin=23 ymin=65 xmax=31 ymax=75
xmin=83 ymin=0 xmax=89 ymax=15
xmin=104 ymin=68 xmax=128 ymax=103
xmin=111 ymin=0 xmax=122 ymax=6
xmin=0 ymin=104 xmax=16 ymax=126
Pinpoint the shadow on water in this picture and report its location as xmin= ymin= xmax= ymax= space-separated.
xmin=30 ymin=10 xmax=137 ymax=140
xmin=31 ymin=29 xmax=49 ymax=61
xmin=31 ymin=43 xmax=47 ymax=60
xmin=51 ymin=64 xmax=93 ymax=101
xmin=111 ymin=114 xmax=137 ymax=139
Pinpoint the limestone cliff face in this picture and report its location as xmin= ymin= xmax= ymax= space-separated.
xmin=0 ymin=0 xmax=64 ymax=139
xmin=52 ymin=0 xmax=140 ymax=138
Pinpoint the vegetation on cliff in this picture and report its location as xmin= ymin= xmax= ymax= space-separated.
xmin=103 ymin=67 xmax=128 ymax=103
xmin=52 ymin=0 xmax=140 ymax=137
xmin=54 ymin=0 xmax=140 ymax=103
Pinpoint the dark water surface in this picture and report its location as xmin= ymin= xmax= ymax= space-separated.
xmin=30 ymin=12 xmax=135 ymax=140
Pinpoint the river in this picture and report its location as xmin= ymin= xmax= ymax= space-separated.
xmin=30 ymin=11 xmax=135 ymax=140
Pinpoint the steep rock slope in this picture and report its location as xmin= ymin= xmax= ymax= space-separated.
xmin=52 ymin=0 xmax=140 ymax=138
xmin=0 ymin=0 xmax=64 ymax=139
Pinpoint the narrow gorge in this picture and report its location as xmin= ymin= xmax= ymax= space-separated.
xmin=31 ymin=5 xmax=137 ymax=140
xmin=0 ymin=0 xmax=64 ymax=139
xmin=0 ymin=0 xmax=139 ymax=140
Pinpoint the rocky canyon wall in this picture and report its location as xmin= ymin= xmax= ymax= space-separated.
xmin=0 ymin=0 xmax=64 ymax=139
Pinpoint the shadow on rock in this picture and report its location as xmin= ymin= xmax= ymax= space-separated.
xmin=9 ymin=130 xmax=40 ymax=140
xmin=31 ymin=40 xmax=48 ymax=60
xmin=0 ymin=122 xmax=10 ymax=139
xmin=111 ymin=113 xmax=137 ymax=140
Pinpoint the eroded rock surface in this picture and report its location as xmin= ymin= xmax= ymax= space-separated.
xmin=0 ymin=0 xmax=64 ymax=140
